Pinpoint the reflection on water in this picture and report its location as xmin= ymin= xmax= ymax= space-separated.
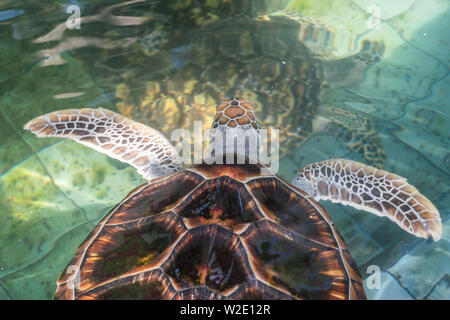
xmin=0 ymin=0 xmax=448 ymax=299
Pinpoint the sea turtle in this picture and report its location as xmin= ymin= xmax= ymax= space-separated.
xmin=111 ymin=13 xmax=387 ymax=169
xmin=24 ymin=97 xmax=442 ymax=300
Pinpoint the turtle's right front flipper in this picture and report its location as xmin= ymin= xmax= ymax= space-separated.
xmin=24 ymin=108 xmax=182 ymax=181
xmin=292 ymin=159 xmax=442 ymax=241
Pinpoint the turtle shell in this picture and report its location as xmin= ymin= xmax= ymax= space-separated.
xmin=54 ymin=162 xmax=366 ymax=300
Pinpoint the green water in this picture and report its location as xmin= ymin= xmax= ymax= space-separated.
xmin=0 ymin=0 xmax=448 ymax=299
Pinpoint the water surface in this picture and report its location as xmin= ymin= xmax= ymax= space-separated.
xmin=0 ymin=0 xmax=448 ymax=299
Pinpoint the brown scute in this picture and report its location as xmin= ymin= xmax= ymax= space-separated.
xmin=237 ymin=116 xmax=251 ymax=125
xmin=107 ymin=171 xmax=205 ymax=225
xmin=162 ymin=225 xmax=253 ymax=292
xmin=317 ymin=180 xmax=329 ymax=197
xmin=330 ymin=183 xmax=339 ymax=198
xmin=113 ymin=146 xmax=127 ymax=155
xmin=351 ymin=194 xmax=362 ymax=205
xmin=79 ymin=136 xmax=96 ymax=144
xmin=133 ymin=156 xmax=149 ymax=166
xmin=174 ymin=176 xmax=264 ymax=231
xmin=58 ymin=115 xmax=69 ymax=122
xmin=382 ymin=201 xmax=396 ymax=217
xmin=366 ymin=201 xmax=383 ymax=213
xmin=75 ymin=269 xmax=177 ymax=300
xmin=246 ymin=178 xmax=339 ymax=248
xmin=240 ymin=220 xmax=351 ymax=300
xmin=27 ymin=122 xmax=46 ymax=133
xmin=101 ymin=143 xmax=115 ymax=150
xmin=24 ymin=119 xmax=50 ymax=136
xmin=219 ymin=117 xmax=228 ymax=125
xmin=48 ymin=114 xmax=59 ymax=122
xmin=240 ymin=101 xmax=255 ymax=110
xmin=224 ymin=106 xmax=246 ymax=118
xmin=98 ymin=136 xmax=110 ymax=143
xmin=160 ymin=159 xmax=172 ymax=166
xmin=78 ymin=116 xmax=90 ymax=123
xmin=54 ymin=165 xmax=365 ymax=300
xmin=419 ymin=210 xmax=434 ymax=219
xmin=341 ymin=188 xmax=350 ymax=202
xmin=411 ymin=220 xmax=427 ymax=237
xmin=216 ymin=102 xmax=228 ymax=111
xmin=229 ymin=120 xmax=237 ymax=127
xmin=122 ymin=150 xmax=139 ymax=160
xmin=83 ymin=213 xmax=187 ymax=285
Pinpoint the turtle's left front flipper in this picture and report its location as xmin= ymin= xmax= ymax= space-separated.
xmin=292 ymin=159 xmax=442 ymax=241
xmin=24 ymin=108 xmax=182 ymax=181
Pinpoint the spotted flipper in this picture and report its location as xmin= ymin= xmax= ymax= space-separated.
xmin=292 ymin=159 xmax=442 ymax=241
xmin=24 ymin=108 xmax=182 ymax=180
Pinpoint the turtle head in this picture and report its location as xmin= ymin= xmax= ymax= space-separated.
xmin=210 ymin=97 xmax=260 ymax=163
